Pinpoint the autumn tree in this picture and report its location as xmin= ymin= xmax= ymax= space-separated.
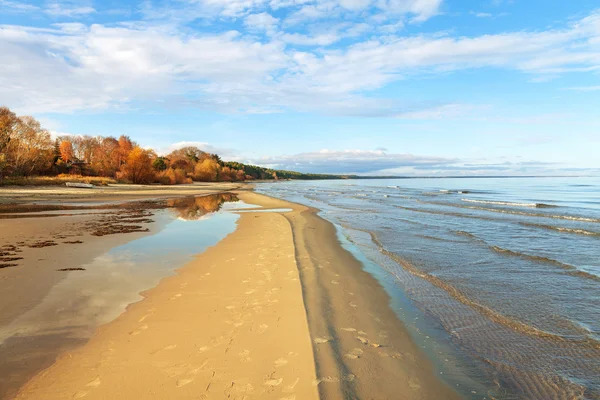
xmin=6 ymin=116 xmax=54 ymax=176
xmin=59 ymin=140 xmax=74 ymax=163
xmin=118 ymin=135 xmax=134 ymax=166
xmin=0 ymin=106 xmax=17 ymax=154
xmin=118 ymin=146 xmax=155 ymax=184
xmin=91 ymin=137 xmax=120 ymax=177
xmin=194 ymin=158 xmax=219 ymax=181
xmin=70 ymin=135 xmax=99 ymax=164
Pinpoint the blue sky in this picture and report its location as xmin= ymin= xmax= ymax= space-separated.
xmin=1 ymin=0 xmax=599 ymax=175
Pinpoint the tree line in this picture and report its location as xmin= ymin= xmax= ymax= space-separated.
xmin=1 ymin=106 xmax=355 ymax=184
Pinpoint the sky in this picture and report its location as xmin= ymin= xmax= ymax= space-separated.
xmin=1 ymin=0 xmax=599 ymax=176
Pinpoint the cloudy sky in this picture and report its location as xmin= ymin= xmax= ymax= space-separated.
xmin=1 ymin=0 xmax=599 ymax=175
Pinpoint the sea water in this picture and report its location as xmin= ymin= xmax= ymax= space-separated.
xmin=257 ymin=177 xmax=600 ymax=400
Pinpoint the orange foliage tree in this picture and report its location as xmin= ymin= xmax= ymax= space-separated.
xmin=92 ymin=137 xmax=120 ymax=177
xmin=118 ymin=146 xmax=155 ymax=184
xmin=59 ymin=140 xmax=74 ymax=163
xmin=194 ymin=158 xmax=219 ymax=181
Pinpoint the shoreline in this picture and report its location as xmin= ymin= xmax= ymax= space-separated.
xmin=5 ymin=188 xmax=459 ymax=399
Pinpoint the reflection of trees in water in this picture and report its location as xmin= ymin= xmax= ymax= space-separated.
xmin=167 ymin=193 xmax=239 ymax=220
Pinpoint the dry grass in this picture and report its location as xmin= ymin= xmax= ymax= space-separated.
xmin=0 ymin=174 xmax=117 ymax=187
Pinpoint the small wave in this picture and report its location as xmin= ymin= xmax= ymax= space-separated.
xmin=367 ymin=232 xmax=600 ymax=346
xmin=387 ymin=185 xmax=400 ymax=189
xmin=454 ymin=230 xmax=479 ymax=239
xmin=491 ymin=246 xmax=600 ymax=282
xmin=462 ymin=199 xmax=557 ymax=208
xmin=520 ymin=222 xmax=600 ymax=237
xmin=421 ymin=200 xmax=600 ymax=223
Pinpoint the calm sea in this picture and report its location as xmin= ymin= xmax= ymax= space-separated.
xmin=257 ymin=177 xmax=600 ymax=400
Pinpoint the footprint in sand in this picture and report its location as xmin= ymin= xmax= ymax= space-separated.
xmin=265 ymin=378 xmax=283 ymax=387
xmin=313 ymin=376 xmax=339 ymax=386
xmin=282 ymin=378 xmax=299 ymax=393
xmin=408 ymin=377 xmax=421 ymax=390
xmin=349 ymin=302 xmax=357 ymax=308
xmin=130 ymin=324 xmax=148 ymax=336
xmin=239 ymin=349 xmax=252 ymax=362
xmin=274 ymin=358 xmax=288 ymax=367
xmin=313 ymin=337 xmax=331 ymax=344
xmin=341 ymin=327 xmax=356 ymax=332
xmin=330 ymin=280 xmax=340 ymax=285
xmin=73 ymin=391 xmax=88 ymax=398
xmin=138 ymin=314 xmax=151 ymax=323
xmin=357 ymin=336 xmax=369 ymax=345
xmin=344 ymin=348 xmax=364 ymax=359
xmin=245 ymin=289 xmax=257 ymax=295
xmin=258 ymin=324 xmax=269 ymax=333
xmin=169 ymin=293 xmax=182 ymax=300
xmin=176 ymin=378 xmax=194 ymax=387
xmin=86 ymin=377 xmax=101 ymax=388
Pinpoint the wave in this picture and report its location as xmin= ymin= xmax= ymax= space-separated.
xmin=367 ymin=232 xmax=600 ymax=346
xmin=490 ymin=246 xmax=600 ymax=282
xmin=520 ymin=222 xmax=600 ymax=237
xmin=421 ymin=200 xmax=600 ymax=223
xmin=462 ymin=199 xmax=557 ymax=208
xmin=393 ymin=204 xmax=501 ymax=222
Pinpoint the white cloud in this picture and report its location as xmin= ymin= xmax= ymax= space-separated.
xmin=45 ymin=3 xmax=96 ymax=17
xmin=1 ymin=7 xmax=600 ymax=117
xmin=470 ymin=11 xmax=492 ymax=18
xmin=249 ymin=149 xmax=458 ymax=173
xmin=564 ymin=85 xmax=600 ymax=92
xmin=245 ymin=12 xmax=279 ymax=32
xmin=1 ymin=0 xmax=96 ymax=17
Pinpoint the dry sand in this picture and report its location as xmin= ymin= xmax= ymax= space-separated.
xmin=6 ymin=187 xmax=460 ymax=400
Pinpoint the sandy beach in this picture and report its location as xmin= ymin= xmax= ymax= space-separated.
xmin=1 ymin=185 xmax=459 ymax=400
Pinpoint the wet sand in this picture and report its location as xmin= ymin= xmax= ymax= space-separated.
xmin=5 ymin=188 xmax=460 ymax=399
xmin=0 ymin=183 xmax=240 ymax=399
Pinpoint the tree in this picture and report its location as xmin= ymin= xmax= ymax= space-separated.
xmin=71 ymin=135 xmax=99 ymax=163
xmin=118 ymin=146 xmax=155 ymax=184
xmin=152 ymin=157 xmax=168 ymax=171
xmin=6 ymin=116 xmax=53 ymax=176
xmin=91 ymin=137 xmax=120 ymax=177
xmin=0 ymin=106 xmax=18 ymax=154
xmin=59 ymin=140 xmax=74 ymax=163
xmin=118 ymin=135 xmax=135 ymax=166
xmin=194 ymin=158 xmax=219 ymax=181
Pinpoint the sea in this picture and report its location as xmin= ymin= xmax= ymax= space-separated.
xmin=257 ymin=177 xmax=600 ymax=400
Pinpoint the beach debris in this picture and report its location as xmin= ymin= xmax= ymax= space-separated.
xmin=57 ymin=268 xmax=86 ymax=271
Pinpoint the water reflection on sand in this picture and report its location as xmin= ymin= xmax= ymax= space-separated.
xmin=0 ymin=193 xmax=241 ymax=399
